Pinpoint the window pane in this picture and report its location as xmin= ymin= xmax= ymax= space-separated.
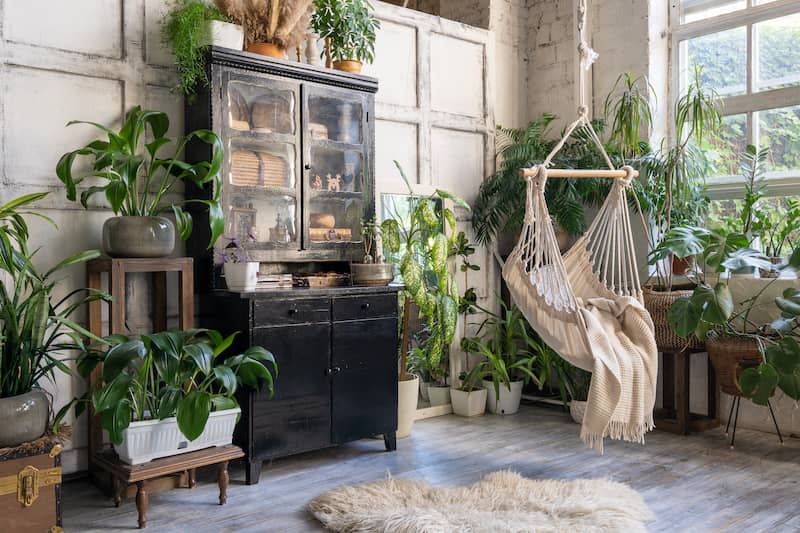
xmin=681 ymin=0 xmax=745 ymax=24
xmin=705 ymin=114 xmax=747 ymax=176
xmin=684 ymin=26 xmax=747 ymax=96
xmin=758 ymin=106 xmax=800 ymax=172
xmin=755 ymin=13 xmax=800 ymax=92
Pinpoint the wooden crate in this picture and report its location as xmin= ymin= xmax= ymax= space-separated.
xmin=0 ymin=438 xmax=63 ymax=533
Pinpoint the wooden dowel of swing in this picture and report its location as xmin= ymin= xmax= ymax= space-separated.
xmin=519 ymin=168 xmax=639 ymax=179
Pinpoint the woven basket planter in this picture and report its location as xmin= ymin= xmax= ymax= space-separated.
xmin=706 ymin=333 xmax=765 ymax=397
xmin=642 ymin=287 xmax=705 ymax=352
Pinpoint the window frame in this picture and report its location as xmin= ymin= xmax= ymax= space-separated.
xmin=670 ymin=0 xmax=800 ymax=200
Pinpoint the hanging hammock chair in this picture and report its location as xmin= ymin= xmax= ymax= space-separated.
xmin=502 ymin=0 xmax=657 ymax=452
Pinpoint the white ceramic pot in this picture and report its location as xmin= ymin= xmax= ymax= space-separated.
xmin=115 ymin=407 xmax=240 ymax=465
xmin=569 ymin=400 xmax=587 ymax=424
xmin=483 ymin=380 xmax=523 ymax=415
xmin=206 ymin=20 xmax=244 ymax=50
xmin=224 ymin=262 xmax=259 ymax=291
xmin=450 ymin=388 xmax=487 ymax=417
xmin=397 ymin=375 xmax=419 ymax=439
xmin=427 ymin=385 xmax=451 ymax=406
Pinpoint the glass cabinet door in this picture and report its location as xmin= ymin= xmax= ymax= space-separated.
xmin=303 ymin=87 xmax=369 ymax=248
xmin=219 ymin=72 xmax=301 ymax=260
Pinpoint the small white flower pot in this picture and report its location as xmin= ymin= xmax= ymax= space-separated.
xmin=483 ymin=380 xmax=523 ymax=415
xmin=115 ymin=407 xmax=240 ymax=465
xmin=206 ymin=20 xmax=244 ymax=50
xmin=427 ymin=385 xmax=451 ymax=406
xmin=569 ymin=400 xmax=587 ymax=424
xmin=397 ymin=375 xmax=419 ymax=439
xmin=450 ymin=388 xmax=487 ymax=417
xmin=224 ymin=262 xmax=259 ymax=291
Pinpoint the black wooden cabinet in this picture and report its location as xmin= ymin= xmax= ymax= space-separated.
xmin=203 ymin=286 xmax=399 ymax=485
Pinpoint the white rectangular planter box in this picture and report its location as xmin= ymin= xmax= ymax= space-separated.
xmin=115 ymin=407 xmax=240 ymax=465
xmin=205 ymin=20 xmax=243 ymax=50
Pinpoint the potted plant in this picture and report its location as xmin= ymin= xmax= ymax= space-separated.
xmin=56 ymin=106 xmax=224 ymax=258
xmin=161 ymin=0 xmax=244 ymax=98
xmin=382 ymin=162 xmax=469 ymax=411
xmin=0 ymin=193 xmax=108 ymax=447
xmin=221 ymin=236 xmax=260 ymax=290
xmin=311 ymin=0 xmax=380 ymax=74
xmin=350 ymin=216 xmax=393 ymax=286
xmin=461 ymin=300 xmax=541 ymax=415
xmin=396 ymin=297 xmax=419 ymax=438
xmin=450 ymin=232 xmax=486 ymax=417
xmin=215 ymin=0 xmax=313 ymax=58
xmin=56 ymin=328 xmax=277 ymax=464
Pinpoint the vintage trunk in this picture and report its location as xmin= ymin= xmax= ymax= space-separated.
xmin=0 ymin=439 xmax=63 ymax=533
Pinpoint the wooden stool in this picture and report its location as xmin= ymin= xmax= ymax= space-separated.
xmin=655 ymin=348 xmax=721 ymax=434
xmin=93 ymin=445 xmax=244 ymax=529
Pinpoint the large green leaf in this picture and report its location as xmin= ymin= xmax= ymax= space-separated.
xmin=692 ymin=283 xmax=733 ymax=325
xmin=778 ymin=370 xmax=800 ymax=401
xmin=668 ymin=296 xmax=700 ymax=337
xmin=380 ymin=219 xmax=401 ymax=253
xmin=213 ymin=366 xmax=237 ymax=396
xmin=776 ymin=287 xmax=800 ymax=317
xmin=176 ymin=390 xmax=211 ymax=441
xmin=184 ymin=343 xmax=213 ymax=375
xmin=102 ymin=339 xmax=146 ymax=382
xmin=102 ymin=398 xmax=131 ymax=446
xmin=704 ymin=230 xmax=749 ymax=271
xmin=156 ymin=385 xmax=182 ymax=420
xmin=430 ymin=233 xmax=449 ymax=274
xmin=740 ymin=363 xmax=779 ymax=406
xmin=92 ymin=373 xmax=133 ymax=414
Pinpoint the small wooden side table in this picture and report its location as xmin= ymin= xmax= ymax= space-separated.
xmin=93 ymin=445 xmax=244 ymax=529
xmin=656 ymin=348 xmax=721 ymax=434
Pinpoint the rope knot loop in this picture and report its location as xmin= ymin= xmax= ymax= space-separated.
xmin=617 ymin=165 xmax=635 ymax=187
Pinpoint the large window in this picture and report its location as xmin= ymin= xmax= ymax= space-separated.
xmin=673 ymin=0 xmax=800 ymax=197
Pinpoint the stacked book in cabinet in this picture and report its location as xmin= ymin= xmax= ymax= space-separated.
xmin=186 ymin=48 xmax=398 ymax=485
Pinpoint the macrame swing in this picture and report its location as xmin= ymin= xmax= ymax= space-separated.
xmin=502 ymin=0 xmax=658 ymax=452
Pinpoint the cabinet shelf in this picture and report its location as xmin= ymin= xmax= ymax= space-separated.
xmin=310 ymin=138 xmax=364 ymax=151
xmin=230 ymin=184 xmax=297 ymax=198
xmin=309 ymin=190 xmax=363 ymax=200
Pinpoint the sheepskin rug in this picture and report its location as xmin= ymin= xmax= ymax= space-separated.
xmin=308 ymin=470 xmax=654 ymax=532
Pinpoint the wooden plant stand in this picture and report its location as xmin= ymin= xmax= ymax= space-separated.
xmin=86 ymin=257 xmax=194 ymax=487
xmin=93 ymin=445 xmax=244 ymax=529
xmin=655 ymin=348 xmax=721 ymax=435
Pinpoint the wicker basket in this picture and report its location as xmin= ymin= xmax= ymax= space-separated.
xmin=230 ymin=150 xmax=288 ymax=188
xmin=706 ymin=333 xmax=765 ymax=396
xmin=642 ymin=287 xmax=705 ymax=351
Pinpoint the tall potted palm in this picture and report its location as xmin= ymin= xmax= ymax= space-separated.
xmin=311 ymin=0 xmax=380 ymax=74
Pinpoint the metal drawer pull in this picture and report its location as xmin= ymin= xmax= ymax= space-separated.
xmin=361 ymin=302 xmax=370 ymax=310
xmin=325 ymin=366 xmax=342 ymax=375
xmin=288 ymin=307 xmax=299 ymax=315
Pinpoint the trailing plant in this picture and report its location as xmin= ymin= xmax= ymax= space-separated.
xmin=161 ymin=0 xmax=232 ymax=97
xmin=55 ymin=329 xmax=277 ymax=444
xmin=56 ymin=106 xmax=224 ymax=250
xmin=382 ymin=161 xmax=470 ymax=385
xmin=216 ymin=0 xmax=312 ymax=50
xmin=460 ymin=299 xmax=542 ymax=400
xmin=472 ymin=113 xmax=616 ymax=245
xmin=311 ymin=0 xmax=380 ymax=63
xmin=0 ymin=193 xmax=108 ymax=399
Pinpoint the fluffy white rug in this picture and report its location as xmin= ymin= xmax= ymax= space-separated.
xmin=308 ymin=470 xmax=654 ymax=533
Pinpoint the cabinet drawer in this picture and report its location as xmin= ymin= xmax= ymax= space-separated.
xmin=253 ymin=297 xmax=329 ymax=326
xmin=332 ymin=294 xmax=397 ymax=321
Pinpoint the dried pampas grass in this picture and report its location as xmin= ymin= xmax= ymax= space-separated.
xmin=216 ymin=0 xmax=312 ymax=49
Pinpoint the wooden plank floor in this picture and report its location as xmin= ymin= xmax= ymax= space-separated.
xmin=63 ymin=404 xmax=800 ymax=532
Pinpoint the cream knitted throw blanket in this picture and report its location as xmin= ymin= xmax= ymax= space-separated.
xmin=577 ymin=295 xmax=658 ymax=452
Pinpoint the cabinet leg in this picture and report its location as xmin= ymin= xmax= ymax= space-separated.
xmin=218 ymin=461 xmax=229 ymax=505
xmin=188 ymin=468 xmax=197 ymax=489
xmin=383 ymin=431 xmax=397 ymax=451
xmin=245 ymin=459 xmax=262 ymax=485
xmin=136 ymin=481 xmax=148 ymax=529
xmin=112 ymin=476 xmax=123 ymax=507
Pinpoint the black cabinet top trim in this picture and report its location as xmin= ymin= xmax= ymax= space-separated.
xmin=218 ymin=284 xmax=402 ymax=299
xmin=209 ymin=47 xmax=379 ymax=93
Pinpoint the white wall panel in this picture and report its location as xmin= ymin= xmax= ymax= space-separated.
xmin=430 ymin=33 xmax=484 ymax=117
xmin=145 ymin=0 xmax=174 ymax=67
xmin=4 ymin=0 xmax=124 ymax=58
xmin=431 ymin=127 xmax=484 ymax=204
xmin=375 ymin=120 xmax=418 ymax=192
xmin=363 ymin=20 xmax=417 ymax=107
xmin=4 ymin=67 xmax=122 ymax=187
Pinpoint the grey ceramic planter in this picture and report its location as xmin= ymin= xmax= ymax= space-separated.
xmin=0 ymin=390 xmax=50 ymax=447
xmin=103 ymin=216 xmax=176 ymax=258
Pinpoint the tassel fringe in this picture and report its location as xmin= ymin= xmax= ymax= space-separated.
xmin=580 ymin=414 xmax=655 ymax=454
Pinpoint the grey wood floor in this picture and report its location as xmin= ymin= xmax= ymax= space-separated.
xmin=63 ymin=404 xmax=800 ymax=532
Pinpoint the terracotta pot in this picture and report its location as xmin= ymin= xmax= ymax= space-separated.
xmin=759 ymin=256 xmax=784 ymax=279
xmin=332 ymin=60 xmax=363 ymax=74
xmin=672 ymin=255 xmax=691 ymax=276
xmin=247 ymin=42 xmax=286 ymax=58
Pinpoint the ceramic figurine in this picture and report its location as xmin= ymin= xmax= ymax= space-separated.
xmin=313 ymin=174 xmax=323 ymax=190
xmin=327 ymin=174 xmax=341 ymax=192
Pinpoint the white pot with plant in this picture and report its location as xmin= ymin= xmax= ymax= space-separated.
xmin=216 ymin=0 xmax=313 ymax=59
xmin=462 ymin=299 xmax=541 ymax=416
xmin=57 ymin=106 xmax=224 ymax=258
xmin=382 ymin=163 xmax=471 ymax=418
xmin=221 ymin=237 xmax=260 ymax=291
xmin=311 ymin=0 xmax=380 ymax=74
xmin=56 ymin=329 xmax=277 ymax=465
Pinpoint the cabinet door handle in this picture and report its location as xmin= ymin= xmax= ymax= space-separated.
xmin=326 ymin=366 xmax=342 ymax=375
xmin=288 ymin=307 xmax=299 ymax=316
xmin=361 ymin=302 xmax=370 ymax=310
xmin=304 ymin=163 xmax=312 ymax=170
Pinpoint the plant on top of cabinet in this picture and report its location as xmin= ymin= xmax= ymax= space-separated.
xmin=56 ymin=106 xmax=224 ymax=258
xmin=350 ymin=216 xmax=393 ymax=286
xmin=311 ymin=0 xmax=380 ymax=74
xmin=55 ymin=328 xmax=277 ymax=464
xmin=215 ymin=0 xmax=313 ymax=59
xmin=220 ymin=236 xmax=260 ymax=290
xmin=161 ymin=0 xmax=243 ymax=98
xmin=382 ymin=161 xmax=470 ymax=406
xmin=0 ymin=192 xmax=108 ymax=447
